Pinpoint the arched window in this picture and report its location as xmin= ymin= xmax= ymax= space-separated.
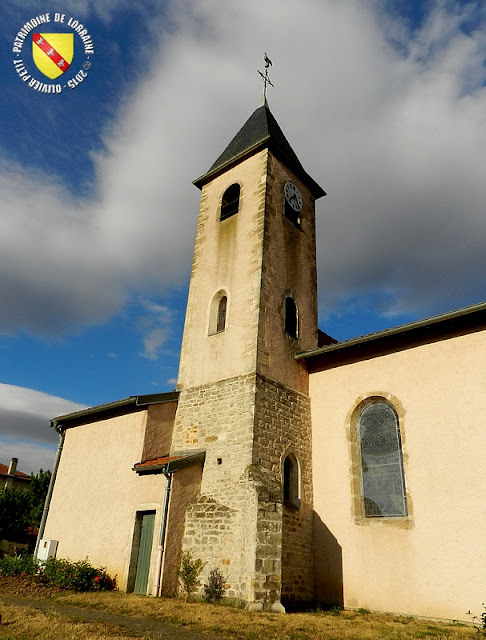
xmin=358 ymin=402 xmax=407 ymax=517
xmin=208 ymin=290 xmax=228 ymax=335
xmin=220 ymin=184 xmax=240 ymax=220
xmin=284 ymin=297 xmax=298 ymax=339
xmin=283 ymin=452 xmax=300 ymax=507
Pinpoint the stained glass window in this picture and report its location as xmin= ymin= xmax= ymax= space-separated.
xmin=358 ymin=402 xmax=407 ymax=517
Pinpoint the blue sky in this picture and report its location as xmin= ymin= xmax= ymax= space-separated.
xmin=2 ymin=0 xmax=486 ymax=473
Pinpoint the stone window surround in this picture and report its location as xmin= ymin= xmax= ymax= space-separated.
xmin=346 ymin=392 xmax=413 ymax=528
xmin=207 ymin=288 xmax=229 ymax=336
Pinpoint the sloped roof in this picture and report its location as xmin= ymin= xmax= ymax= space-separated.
xmin=50 ymin=391 xmax=179 ymax=429
xmin=298 ymin=300 xmax=486 ymax=365
xmin=0 ymin=463 xmax=30 ymax=480
xmin=193 ymin=102 xmax=325 ymax=198
xmin=133 ymin=451 xmax=206 ymax=475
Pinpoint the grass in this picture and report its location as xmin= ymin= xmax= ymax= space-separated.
xmin=0 ymin=602 xmax=139 ymax=640
xmin=0 ymin=577 xmax=479 ymax=640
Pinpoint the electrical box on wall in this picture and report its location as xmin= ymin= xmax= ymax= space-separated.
xmin=36 ymin=539 xmax=58 ymax=561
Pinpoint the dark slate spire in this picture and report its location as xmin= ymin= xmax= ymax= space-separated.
xmin=193 ymin=103 xmax=325 ymax=198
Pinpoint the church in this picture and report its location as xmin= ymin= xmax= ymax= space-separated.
xmin=38 ymin=99 xmax=486 ymax=620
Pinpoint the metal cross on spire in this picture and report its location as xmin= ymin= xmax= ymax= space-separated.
xmin=257 ymin=52 xmax=274 ymax=102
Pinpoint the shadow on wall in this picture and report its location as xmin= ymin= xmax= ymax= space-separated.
xmin=314 ymin=513 xmax=344 ymax=607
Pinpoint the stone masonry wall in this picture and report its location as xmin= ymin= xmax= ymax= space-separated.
xmin=254 ymin=375 xmax=314 ymax=603
xmin=171 ymin=374 xmax=258 ymax=600
xmin=171 ymin=374 xmax=314 ymax=606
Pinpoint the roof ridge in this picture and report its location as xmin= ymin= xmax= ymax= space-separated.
xmin=193 ymin=104 xmax=325 ymax=198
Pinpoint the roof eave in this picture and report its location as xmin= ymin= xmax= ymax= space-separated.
xmin=193 ymin=137 xmax=326 ymax=199
xmin=297 ymin=301 xmax=486 ymax=362
xmin=51 ymin=391 xmax=180 ymax=429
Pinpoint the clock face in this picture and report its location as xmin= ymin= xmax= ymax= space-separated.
xmin=284 ymin=181 xmax=303 ymax=212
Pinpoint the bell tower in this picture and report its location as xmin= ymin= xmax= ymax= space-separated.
xmin=172 ymin=101 xmax=325 ymax=610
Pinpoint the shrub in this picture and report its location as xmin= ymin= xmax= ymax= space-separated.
xmin=0 ymin=554 xmax=116 ymax=592
xmin=178 ymin=550 xmax=205 ymax=600
xmin=0 ymin=553 xmax=37 ymax=576
xmin=204 ymin=567 xmax=226 ymax=602
xmin=41 ymin=557 xmax=116 ymax=591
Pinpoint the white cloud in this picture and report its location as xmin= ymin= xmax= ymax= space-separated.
xmin=3 ymin=0 xmax=486 ymax=341
xmin=0 ymin=384 xmax=87 ymax=425
xmin=0 ymin=384 xmax=87 ymax=474
xmin=137 ymin=298 xmax=173 ymax=360
xmin=0 ymin=440 xmax=57 ymax=476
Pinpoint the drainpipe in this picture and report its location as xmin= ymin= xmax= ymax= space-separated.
xmin=34 ymin=424 xmax=65 ymax=559
xmin=154 ymin=469 xmax=172 ymax=597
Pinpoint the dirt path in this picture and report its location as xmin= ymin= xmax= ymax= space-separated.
xmin=0 ymin=594 xmax=225 ymax=639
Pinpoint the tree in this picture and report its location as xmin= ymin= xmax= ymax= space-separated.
xmin=27 ymin=469 xmax=51 ymax=527
xmin=0 ymin=469 xmax=51 ymax=543
xmin=0 ymin=487 xmax=30 ymax=541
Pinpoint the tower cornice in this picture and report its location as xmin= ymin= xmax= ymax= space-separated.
xmin=193 ymin=104 xmax=326 ymax=199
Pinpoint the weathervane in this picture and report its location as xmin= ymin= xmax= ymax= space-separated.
xmin=257 ymin=52 xmax=274 ymax=101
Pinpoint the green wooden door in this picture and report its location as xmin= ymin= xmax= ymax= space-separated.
xmin=134 ymin=511 xmax=155 ymax=595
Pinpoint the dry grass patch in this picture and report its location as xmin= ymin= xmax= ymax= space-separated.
xmin=0 ymin=579 xmax=478 ymax=640
xmin=52 ymin=591 xmax=477 ymax=640
xmin=0 ymin=602 xmax=141 ymax=640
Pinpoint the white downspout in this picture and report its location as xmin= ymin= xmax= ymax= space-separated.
xmin=34 ymin=424 xmax=65 ymax=559
xmin=153 ymin=470 xmax=172 ymax=596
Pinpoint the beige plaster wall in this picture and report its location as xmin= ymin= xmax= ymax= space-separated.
xmin=43 ymin=410 xmax=166 ymax=592
xmin=177 ymin=150 xmax=268 ymax=390
xmin=310 ymin=330 xmax=486 ymax=620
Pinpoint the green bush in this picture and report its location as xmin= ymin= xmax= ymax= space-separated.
xmin=178 ymin=550 xmax=205 ymax=600
xmin=204 ymin=567 xmax=226 ymax=602
xmin=0 ymin=553 xmax=37 ymax=576
xmin=0 ymin=555 xmax=116 ymax=591
xmin=40 ymin=557 xmax=116 ymax=591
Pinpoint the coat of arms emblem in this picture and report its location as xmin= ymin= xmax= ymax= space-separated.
xmin=32 ymin=33 xmax=74 ymax=79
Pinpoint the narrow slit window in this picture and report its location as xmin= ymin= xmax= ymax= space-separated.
xmin=216 ymin=296 xmax=227 ymax=333
xmin=285 ymin=297 xmax=298 ymax=338
xmin=358 ymin=402 xmax=407 ymax=517
xmin=220 ymin=184 xmax=240 ymax=220
xmin=283 ymin=453 xmax=300 ymax=507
